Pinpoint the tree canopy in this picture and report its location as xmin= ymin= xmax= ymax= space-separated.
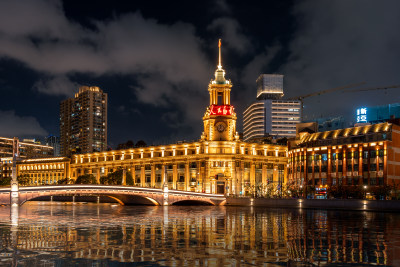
xmin=57 ymin=178 xmax=73 ymax=185
xmin=100 ymin=169 xmax=133 ymax=185
xmin=17 ymin=174 xmax=30 ymax=186
xmin=135 ymin=140 xmax=147 ymax=148
xmin=0 ymin=177 xmax=11 ymax=186
xmin=117 ymin=140 xmax=135 ymax=150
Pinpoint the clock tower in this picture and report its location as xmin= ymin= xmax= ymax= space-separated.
xmin=202 ymin=40 xmax=238 ymax=141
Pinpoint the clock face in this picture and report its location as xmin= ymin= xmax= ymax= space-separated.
xmin=216 ymin=123 xmax=225 ymax=132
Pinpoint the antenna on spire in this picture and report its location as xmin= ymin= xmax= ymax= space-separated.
xmin=218 ymin=39 xmax=222 ymax=69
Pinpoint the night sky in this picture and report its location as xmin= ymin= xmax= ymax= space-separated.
xmin=1 ymin=0 xmax=400 ymax=148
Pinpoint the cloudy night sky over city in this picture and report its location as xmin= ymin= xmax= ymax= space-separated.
xmin=0 ymin=0 xmax=400 ymax=148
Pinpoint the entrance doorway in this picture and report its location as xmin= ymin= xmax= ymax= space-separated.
xmin=217 ymin=181 xmax=225 ymax=194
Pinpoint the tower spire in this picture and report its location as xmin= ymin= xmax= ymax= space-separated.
xmin=218 ymin=39 xmax=222 ymax=69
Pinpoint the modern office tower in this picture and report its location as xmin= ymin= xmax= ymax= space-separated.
xmin=60 ymin=86 xmax=107 ymax=156
xmin=256 ymin=74 xmax=284 ymax=100
xmin=45 ymin=135 xmax=61 ymax=156
xmin=243 ymin=74 xmax=301 ymax=141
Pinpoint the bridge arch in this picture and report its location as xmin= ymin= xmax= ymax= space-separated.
xmin=171 ymin=199 xmax=215 ymax=206
xmin=7 ymin=185 xmax=225 ymax=207
xmin=18 ymin=190 xmax=162 ymax=206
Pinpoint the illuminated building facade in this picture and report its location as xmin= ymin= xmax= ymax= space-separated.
xmin=243 ymin=74 xmax=301 ymax=141
xmin=15 ymin=42 xmax=287 ymax=194
xmin=60 ymin=86 xmax=107 ymax=157
xmin=288 ymin=121 xmax=400 ymax=190
xmin=0 ymin=137 xmax=53 ymax=181
xmin=0 ymin=137 xmax=53 ymax=159
xmin=66 ymin=42 xmax=287 ymax=195
xmin=17 ymin=157 xmax=70 ymax=185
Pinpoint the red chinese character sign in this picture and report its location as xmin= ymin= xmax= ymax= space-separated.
xmin=209 ymin=105 xmax=234 ymax=116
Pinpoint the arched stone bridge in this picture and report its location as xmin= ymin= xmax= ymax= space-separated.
xmin=0 ymin=185 xmax=226 ymax=206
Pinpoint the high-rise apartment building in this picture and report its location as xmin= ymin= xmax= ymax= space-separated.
xmin=243 ymin=74 xmax=301 ymax=141
xmin=60 ymin=86 xmax=107 ymax=156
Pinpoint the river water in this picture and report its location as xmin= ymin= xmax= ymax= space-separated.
xmin=0 ymin=202 xmax=399 ymax=266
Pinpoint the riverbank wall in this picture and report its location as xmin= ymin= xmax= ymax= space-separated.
xmin=226 ymin=197 xmax=400 ymax=212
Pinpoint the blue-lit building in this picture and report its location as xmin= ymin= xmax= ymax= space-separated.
xmin=304 ymin=116 xmax=348 ymax=132
xmin=356 ymin=103 xmax=400 ymax=124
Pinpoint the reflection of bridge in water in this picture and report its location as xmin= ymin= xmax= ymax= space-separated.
xmin=0 ymin=204 xmax=395 ymax=266
xmin=0 ymin=184 xmax=226 ymax=206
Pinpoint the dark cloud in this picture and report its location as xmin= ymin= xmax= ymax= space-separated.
xmin=0 ymin=0 xmax=214 ymax=139
xmin=214 ymin=0 xmax=232 ymax=15
xmin=240 ymin=44 xmax=282 ymax=103
xmin=280 ymin=0 xmax=400 ymax=122
xmin=208 ymin=18 xmax=251 ymax=53
xmin=33 ymin=75 xmax=78 ymax=96
xmin=1 ymin=0 xmax=399 ymax=143
xmin=0 ymin=110 xmax=48 ymax=137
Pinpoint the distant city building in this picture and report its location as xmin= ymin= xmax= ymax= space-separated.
xmin=0 ymin=137 xmax=53 ymax=159
xmin=256 ymin=74 xmax=284 ymax=100
xmin=305 ymin=116 xmax=347 ymax=132
xmin=22 ymin=138 xmax=41 ymax=144
xmin=356 ymin=103 xmax=400 ymax=124
xmin=0 ymin=137 xmax=53 ymax=180
xmin=243 ymin=74 xmax=301 ymax=141
xmin=45 ymin=135 xmax=61 ymax=157
xmin=60 ymin=86 xmax=108 ymax=156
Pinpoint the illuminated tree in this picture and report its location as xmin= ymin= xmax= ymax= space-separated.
xmin=57 ymin=178 xmax=73 ymax=185
xmin=100 ymin=168 xmax=133 ymax=185
xmin=0 ymin=177 xmax=11 ymax=186
xmin=17 ymin=174 xmax=30 ymax=186
xmin=75 ymin=174 xmax=97 ymax=184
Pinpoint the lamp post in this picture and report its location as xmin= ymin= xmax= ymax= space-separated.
xmin=363 ymin=185 xmax=367 ymax=199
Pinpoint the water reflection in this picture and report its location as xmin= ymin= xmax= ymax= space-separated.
xmin=0 ymin=203 xmax=399 ymax=266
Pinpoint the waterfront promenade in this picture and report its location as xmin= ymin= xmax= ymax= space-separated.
xmin=227 ymin=197 xmax=400 ymax=212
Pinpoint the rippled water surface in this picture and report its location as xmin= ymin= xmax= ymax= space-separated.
xmin=0 ymin=202 xmax=399 ymax=266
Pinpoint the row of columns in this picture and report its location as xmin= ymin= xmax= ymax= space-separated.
xmin=289 ymin=145 xmax=387 ymax=187
xmin=82 ymin=161 xmax=286 ymax=195
xmin=210 ymin=88 xmax=231 ymax=105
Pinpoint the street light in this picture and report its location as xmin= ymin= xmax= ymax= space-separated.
xmin=363 ymin=185 xmax=367 ymax=199
xmin=300 ymin=185 xmax=303 ymax=199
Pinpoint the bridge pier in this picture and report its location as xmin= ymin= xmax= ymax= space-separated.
xmin=163 ymin=183 xmax=169 ymax=206
xmin=162 ymin=168 xmax=169 ymax=205
xmin=10 ymin=137 xmax=19 ymax=206
xmin=122 ymin=169 xmax=126 ymax=185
